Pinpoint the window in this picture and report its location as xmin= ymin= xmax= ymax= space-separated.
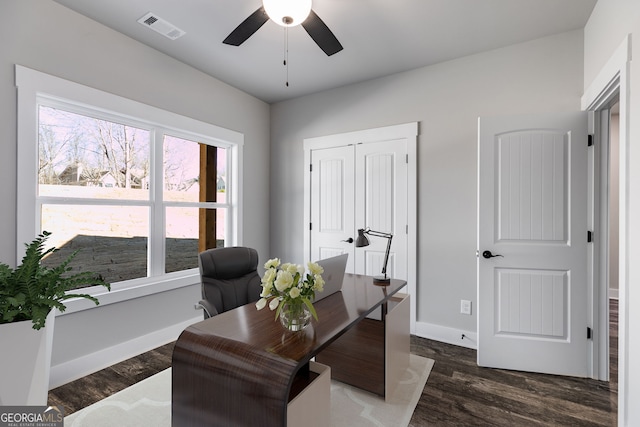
xmin=16 ymin=66 xmax=243 ymax=303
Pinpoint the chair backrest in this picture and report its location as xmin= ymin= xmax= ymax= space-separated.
xmin=198 ymin=247 xmax=262 ymax=316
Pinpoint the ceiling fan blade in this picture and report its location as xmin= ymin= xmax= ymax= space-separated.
xmin=223 ymin=7 xmax=269 ymax=46
xmin=301 ymin=10 xmax=343 ymax=56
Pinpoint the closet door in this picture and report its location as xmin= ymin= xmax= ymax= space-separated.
xmin=309 ymin=145 xmax=356 ymax=271
xmin=309 ymin=140 xmax=407 ymax=280
xmin=354 ymin=140 xmax=408 ymax=279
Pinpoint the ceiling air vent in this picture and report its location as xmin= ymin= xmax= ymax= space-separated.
xmin=137 ymin=12 xmax=185 ymax=40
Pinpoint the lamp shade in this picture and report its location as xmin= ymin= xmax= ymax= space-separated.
xmin=263 ymin=0 xmax=312 ymax=27
xmin=355 ymin=229 xmax=370 ymax=247
xmin=354 ymin=227 xmax=393 ymax=283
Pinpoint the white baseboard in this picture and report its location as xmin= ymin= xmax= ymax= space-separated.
xmin=414 ymin=321 xmax=477 ymax=350
xmin=609 ymin=288 xmax=619 ymax=300
xmin=49 ymin=316 xmax=201 ymax=389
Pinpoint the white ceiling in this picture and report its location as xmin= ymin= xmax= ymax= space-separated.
xmin=52 ymin=0 xmax=597 ymax=104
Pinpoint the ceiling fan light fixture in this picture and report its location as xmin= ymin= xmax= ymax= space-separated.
xmin=263 ymin=0 xmax=312 ymax=27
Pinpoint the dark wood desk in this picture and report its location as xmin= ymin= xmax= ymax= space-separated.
xmin=172 ymin=274 xmax=409 ymax=426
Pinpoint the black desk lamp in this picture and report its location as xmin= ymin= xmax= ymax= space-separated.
xmin=355 ymin=227 xmax=393 ymax=283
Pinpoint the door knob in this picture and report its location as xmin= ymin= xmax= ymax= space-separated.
xmin=342 ymin=237 xmax=354 ymax=243
xmin=482 ymin=250 xmax=503 ymax=259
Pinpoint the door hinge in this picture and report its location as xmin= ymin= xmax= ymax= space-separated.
xmin=588 ymin=134 xmax=594 ymax=147
xmin=587 ymin=327 xmax=592 ymax=339
xmin=587 ymin=230 xmax=593 ymax=242
xmin=406 ymin=154 xmax=409 ymax=164
xmin=309 ymin=223 xmax=312 ymax=231
xmin=406 ymin=224 xmax=408 ymax=234
xmin=309 ymin=164 xmax=313 ymax=172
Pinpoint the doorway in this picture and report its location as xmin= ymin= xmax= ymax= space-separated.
xmin=608 ymin=103 xmax=620 ymax=388
xmin=591 ymin=96 xmax=621 ymax=384
xmin=596 ymin=100 xmax=620 ymax=386
xmin=303 ymin=122 xmax=418 ymax=332
xmin=581 ymin=42 xmax=630 ymax=425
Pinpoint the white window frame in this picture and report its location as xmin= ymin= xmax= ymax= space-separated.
xmin=15 ymin=65 xmax=244 ymax=313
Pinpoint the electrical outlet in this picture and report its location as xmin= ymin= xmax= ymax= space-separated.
xmin=460 ymin=300 xmax=472 ymax=315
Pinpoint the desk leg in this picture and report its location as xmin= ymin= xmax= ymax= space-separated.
xmin=316 ymin=293 xmax=410 ymax=399
xmin=288 ymin=362 xmax=331 ymax=427
xmin=385 ymin=293 xmax=410 ymax=400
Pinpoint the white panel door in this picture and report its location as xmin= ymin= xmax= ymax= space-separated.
xmin=477 ymin=112 xmax=589 ymax=377
xmin=310 ymin=141 xmax=408 ymax=280
xmin=310 ymin=146 xmax=356 ymax=271
xmin=355 ymin=140 xmax=408 ymax=280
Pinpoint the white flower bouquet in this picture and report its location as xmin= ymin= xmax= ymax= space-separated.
xmin=256 ymin=258 xmax=325 ymax=327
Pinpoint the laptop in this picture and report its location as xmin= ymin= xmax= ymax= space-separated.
xmin=313 ymin=253 xmax=348 ymax=301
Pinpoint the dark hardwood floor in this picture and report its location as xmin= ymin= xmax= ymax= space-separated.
xmin=48 ymin=342 xmax=175 ymax=415
xmin=49 ymin=300 xmax=619 ymax=425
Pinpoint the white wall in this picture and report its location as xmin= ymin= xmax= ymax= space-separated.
xmin=584 ymin=1 xmax=640 ymax=425
xmin=0 ymin=0 xmax=270 ymax=386
xmin=270 ymin=30 xmax=584 ymax=344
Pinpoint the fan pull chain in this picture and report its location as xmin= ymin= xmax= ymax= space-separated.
xmin=283 ymin=27 xmax=289 ymax=87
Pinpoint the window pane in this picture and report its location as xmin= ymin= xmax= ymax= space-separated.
xmin=38 ymin=106 xmax=150 ymax=200
xmin=163 ymin=136 xmax=227 ymax=203
xmin=41 ymin=204 xmax=149 ymax=285
xmin=165 ymin=207 xmax=226 ymax=273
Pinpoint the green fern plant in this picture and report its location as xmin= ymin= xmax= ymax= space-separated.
xmin=0 ymin=231 xmax=110 ymax=330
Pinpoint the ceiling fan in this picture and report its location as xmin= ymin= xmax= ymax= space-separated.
xmin=223 ymin=0 xmax=343 ymax=56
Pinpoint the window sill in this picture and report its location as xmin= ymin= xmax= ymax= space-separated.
xmin=56 ymin=269 xmax=200 ymax=317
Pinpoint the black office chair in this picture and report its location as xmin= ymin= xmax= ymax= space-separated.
xmin=196 ymin=247 xmax=262 ymax=319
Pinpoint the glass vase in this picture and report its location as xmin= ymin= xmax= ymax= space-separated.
xmin=279 ymin=302 xmax=311 ymax=331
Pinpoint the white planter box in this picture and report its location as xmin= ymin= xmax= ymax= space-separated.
xmin=0 ymin=310 xmax=55 ymax=405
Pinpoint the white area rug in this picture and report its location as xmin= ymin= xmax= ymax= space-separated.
xmin=65 ymin=354 xmax=434 ymax=427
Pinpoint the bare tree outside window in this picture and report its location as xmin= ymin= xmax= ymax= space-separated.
xmin=38 ymin=106 xmax=150 ymax=193
xmin=36 ymin=105 xmax=228 ymax=288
